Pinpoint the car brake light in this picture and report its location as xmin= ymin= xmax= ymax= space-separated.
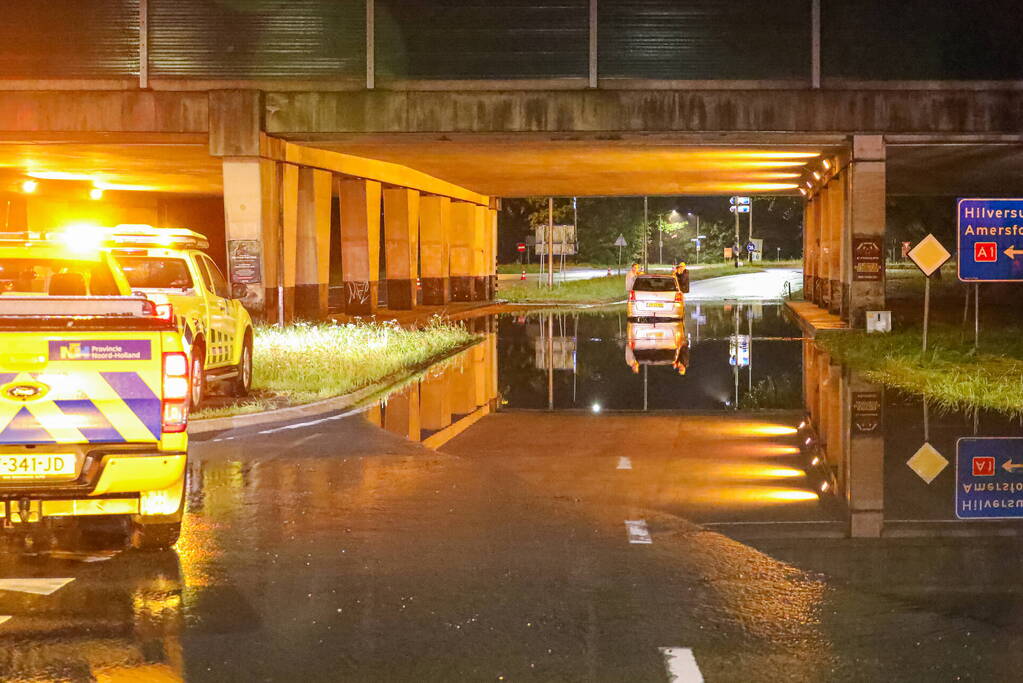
xmin=154 ymin=303 xmax=174 ymax=322
xmin=628 ymin=290 xmax=636 ymax=301
xmin=162 ymin=351 xmax=190 ymax=433
xmin=674 ymin=291 xmax=683 ymax=303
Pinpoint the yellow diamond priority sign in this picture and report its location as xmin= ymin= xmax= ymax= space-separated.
xmin=908 ymin=234 xmax=951 ymax=277
xmin=906 ymin=442 xmax=948 ymax=484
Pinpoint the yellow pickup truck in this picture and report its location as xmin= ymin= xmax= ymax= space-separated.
xmin=99 ymin=225 xmax=254 ymax=409
xmin=0 ymin=234 xmax=189 ymax=549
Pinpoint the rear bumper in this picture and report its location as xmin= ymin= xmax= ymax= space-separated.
xmin=1 ymin=452 xmax=186 ymax=523
xmin=627 ymin=302 xmax=684 ymax=319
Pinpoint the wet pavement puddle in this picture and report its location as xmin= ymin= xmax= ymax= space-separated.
xmin=2 ymin=302 xmax=1023 ymax=681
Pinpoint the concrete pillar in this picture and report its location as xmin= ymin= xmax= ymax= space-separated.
xmin=222 ymin=158 xmax=281 ymax=321
xmin=450 ymin=202 xmax=475 ymax=302
xmin=384 ymin=384 xmax=421 ymax=442
xmin=802 ymin=199 xmax=814 ymax=301
xmin=339 ymin=178 xmax=382 ymax=315
xmin=278 ymin=164 xmax=300 ymax=322
xmin=473 ymin=341 xmax=488 ymax=407
xmin=420 ymin=195 xmax=451 ymax=306
xmin=817 ymin=183 xmax=830 ymax=308
xmin=420 ymin=370 xmax=452 ymax=431
xmin=828 ymin=170 xmax=847 ymax=317
xmin=845 ymin=370 xmax=885 ymax=537
xmin=295 ymin=168 xmax=332 ymax=320
xmin=451 ymin=353 xmax=477 ymax=415
xmin=847 ymin=135 xmax=886 ymax=327
xmin=489 ymin=208 xmax=499 ymax=300
xmin=383 ymin=188 xmax=420 ymax=310
xmin=472 ymin=205 xmax=488 ymax=301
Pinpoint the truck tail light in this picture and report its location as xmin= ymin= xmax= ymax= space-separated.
xmin=162 ymin=351 xmax=189 ymax=433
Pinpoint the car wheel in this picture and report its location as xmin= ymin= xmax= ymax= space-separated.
xmin=228 ymin=333 xmax=253 ymax=398
xmin=189 ymin=346 xmax=206 ymax=410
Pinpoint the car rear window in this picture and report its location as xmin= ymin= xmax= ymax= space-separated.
xmin=0 ymin=258 xmax=119 ymax=296
xmin=116 ymin=257 xmax=193 ymax=290
xmin=633 ymin=277 xmax=678 ymax=292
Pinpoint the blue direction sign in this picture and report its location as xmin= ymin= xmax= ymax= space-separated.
xmin=955 ymin=438 xmax=1023 ymax=519
xmin=957 ymin=198 xmax=1023 ymax=282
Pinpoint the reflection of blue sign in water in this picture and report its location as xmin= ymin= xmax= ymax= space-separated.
xmin=955 ymin=438 xmax=1023 ymax=519
xmin=728 ymin=335 xmax=750 ymax=367
xmin=957 ymin=199 xmax=1023 ymax=282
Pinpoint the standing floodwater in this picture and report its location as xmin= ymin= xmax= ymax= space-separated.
xmin=498 ymin=303 xmax=804 ymax=411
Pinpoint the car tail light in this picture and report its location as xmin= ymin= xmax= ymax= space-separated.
xmin=162 ymin=351 xmax=189 ymax=433
xmin=154 ymin=303 xmax=174 ymax=322
xmin=628 ymin=290 xmax=636 ymax=301
xmin=674 ymin=291 xmax=683 ymax=303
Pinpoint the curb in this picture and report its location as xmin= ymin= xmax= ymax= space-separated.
xmin=188 ymin=339 xmax=483 ymax=436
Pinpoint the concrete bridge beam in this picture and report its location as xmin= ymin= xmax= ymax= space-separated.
xmin=339 ymin=178 xmax=382 ymax=315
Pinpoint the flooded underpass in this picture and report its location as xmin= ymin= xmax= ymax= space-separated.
xmin=3 ymin=302 xmax=1023 ymax=680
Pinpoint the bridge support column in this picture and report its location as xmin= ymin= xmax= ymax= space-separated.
xmin=827 ymin=174 xmax=845 ymax=316
xmin=489 ymin=208 xmax=499 ymax=300
xmin=450 ymin=202 xmax=475 ymax=302
xmin=845 ymin=135 xmax=886 ymax=327
xmin=803 ymin=199 xmax=815 ymax=303
xmin=222 ymin=157 xmax=275 ymax=320
xmin=339 ymin=178 xmax=382 ymax=315
xmin=384 ymin=384 xmax=421 ymax=442
xmin=420 ymin=196 xmax=451 ymax=305
xmin=818 ymin=183 xmax=832 ymax=309
xmin=295 ymin=167 xmax=332 ymax=320
xmin=383 ymin=188 xmax=420 ymax=310
xmin=472 ymin=205 xmax=488 ymax=301
xmin=421 ymin=370 xmax=452 ymax=431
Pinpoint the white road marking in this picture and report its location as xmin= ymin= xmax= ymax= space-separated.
xmin=616 ymin=456 xmax=633 ymax=470
xmin=289 ymin=432 xmax=323 ymax=449
xmin=624 ymin=520 xmax=652 ymax=544
xmin=660 ymin=647 xmax=704 ymax=682
xmin=43 ymin=550 xmax=120 ymax=563
xmin=0 ymin=616 xmax=10 ymax=626
xmin=0 ymin=578 xmax=74 ymax=596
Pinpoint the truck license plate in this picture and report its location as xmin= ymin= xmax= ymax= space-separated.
xmin=0 ymin=455 xmax=76 ymax=480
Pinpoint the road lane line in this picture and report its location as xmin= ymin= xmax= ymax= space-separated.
xmin=0 ymin=616 xmax=10 ymax=626
xmin=624 ymin=520 xmax=652 ymax=544
xmin=0 ymin=578 xmax=74 ymax=596
xmin=659 ymin=647 xmax=704 ymax=682
xmin=289 ymin=432 xmax=323 ymax=449
xmin=616 ymin=456 xmax=633 ymax=470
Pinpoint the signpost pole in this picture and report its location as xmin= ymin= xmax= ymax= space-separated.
xmin=974 ymin=283 xmax=980 ymax=350
xmin=643 ymin=196 xmax=649 ymax=272
xmin=734 ymin=209 xmax=740 ymax=267
xmin=617 ymin=244 xmax=622 ymax=274
xmin=922 ymin=275 xmax=931 ymax=353
xmin=547 ymin=198 xmax=554 ymax=288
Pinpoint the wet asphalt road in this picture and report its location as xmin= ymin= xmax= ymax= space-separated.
xmin=3 ymin=407 xmax=1023 ymax=681
xmin=3 ymin=301 xmax=1023 ymax=681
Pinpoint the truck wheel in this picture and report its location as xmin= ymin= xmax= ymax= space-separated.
xmin=227 ymin=332 xmax=253 ymax=397
xmin=130 ymin=520 xmax=181 ymax=550
xmin=189 ymin=345 xmax=206 ymax=410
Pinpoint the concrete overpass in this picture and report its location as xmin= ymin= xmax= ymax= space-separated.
xmin=1 ymin=1 xmax=1022 ymax=324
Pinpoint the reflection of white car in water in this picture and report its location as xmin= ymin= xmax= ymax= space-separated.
xmin=627 ymin=275 xmax=684 ymax=320
xmin=625 ymin=320 xmax=690 ymax=375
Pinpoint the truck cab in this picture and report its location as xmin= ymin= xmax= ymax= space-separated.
xmin=94 ymin=225 xmax=254 ymax=409
xmin=0 ymin=234 xmax=189 ymax=549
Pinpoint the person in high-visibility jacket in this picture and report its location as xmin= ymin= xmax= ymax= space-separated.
xmin=673 ymin=262 xmax=690 ymax=294
xmin=625 ymin=263 xmax=641 ymax=292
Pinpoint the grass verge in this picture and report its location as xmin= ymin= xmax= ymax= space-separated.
xmin=194 ymin=318 xmax=479 ymax=419
xmin=818 ymin=323 xmax=1023 ymax=418
xmin=497 ymin=264 xmax=765 ymax=304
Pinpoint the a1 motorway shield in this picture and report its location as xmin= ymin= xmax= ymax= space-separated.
xmin=956 ymin=438 xmax=1023 ymax=519
xmin=958 ymin=198 xmax=1023 ymax=282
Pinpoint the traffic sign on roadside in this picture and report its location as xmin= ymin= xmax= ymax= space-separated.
xmin=614 ymin=234 xmax=628 ymax=247
xmin=729 ymin=196 xmax=751 ymax=205
xmin=729 ymin=205 xmax=750 ymax=214
xmin=908 ymin=234 xmax=951 ymax=277
xmin=516 ymin=242 xmax=526 ymax=252
xmin=958 ymin=198 xmax=1023 ymax=282
xmin=956 ymin=438 xmax=1023 ymax=519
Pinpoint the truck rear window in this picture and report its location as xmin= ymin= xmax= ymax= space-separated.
xmin=633 ymin=277 xmax=678 ymax=292
xmin=116 ymin=257 xmax=193 ymax=290
xmin=0 ymin=258 xmax=119 ymax=296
